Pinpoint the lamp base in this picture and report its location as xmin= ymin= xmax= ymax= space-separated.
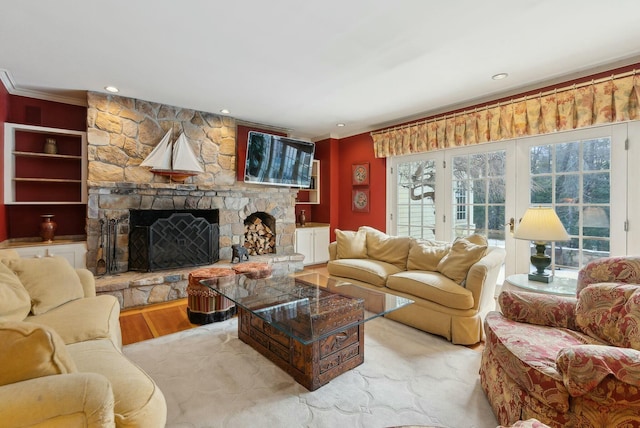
xmin=528 ymin=272 xmax=553 ymax=283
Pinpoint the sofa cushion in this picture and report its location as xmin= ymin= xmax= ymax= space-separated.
xmin=0 ymin=321 xmax=77 ymax=386
xmin=484 ymin=311 xmax=604 ymax=413
xmin=387 ymin=271 xmax=474 ymax=310
xmin=68 ymin=339 xmax=167 ymax=427
xmin=2 ymin=257 xmax=84 ymax=315
xmin=0 ymin=262 xmax=31 ymax=322
xmin=327 ymin=259 xmax=402 ymax=287
xmin=335 ymin=229 xmax=368 ymax=259
xmin=359 ymin=226 xmax=412 ymax=270
xmin=575 ymin=283 xmax=640 ymax=350
xmin=27 ymin=295 xmax=122 ymax=346
xmin=436 ymin=235 xmax=488 ymax=284
xmin=407 ymin=239 xmax=450 ymax=271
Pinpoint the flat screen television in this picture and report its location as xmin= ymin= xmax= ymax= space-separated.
xmin=244 ymin=131 xmax=315 ymax=188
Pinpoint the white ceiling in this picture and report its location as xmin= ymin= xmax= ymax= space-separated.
xmin=2 ymin=0 xmax=640 ymax=141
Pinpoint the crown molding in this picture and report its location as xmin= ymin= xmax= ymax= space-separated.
xmin=0 ymin=69 xmax=87 ymax=107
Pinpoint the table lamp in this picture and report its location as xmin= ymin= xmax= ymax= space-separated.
xmin=513 ymin=207 xmax=570 ymax=283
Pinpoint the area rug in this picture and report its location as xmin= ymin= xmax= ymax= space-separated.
xmin=123 ymin=317 xmax=498 ymax=428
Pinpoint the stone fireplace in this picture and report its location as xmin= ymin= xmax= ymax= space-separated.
xmin=85 ymin=92 xmax=303 ymax=307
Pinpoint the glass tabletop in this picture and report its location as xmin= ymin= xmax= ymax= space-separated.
xmin=200 ymin=272 xmax=413 ymax=345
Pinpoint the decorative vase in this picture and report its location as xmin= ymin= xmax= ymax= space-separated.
xmin=40 ymin=215 xmax=57 ymax=242
xmin=298 ymin=210 xmax=306 ymax=227
xmin=44 ymin=138 xmax=58 ymax=154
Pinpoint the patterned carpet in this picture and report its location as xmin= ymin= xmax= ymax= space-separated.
xmin=124 ymin=316 xmax=498 ymax=428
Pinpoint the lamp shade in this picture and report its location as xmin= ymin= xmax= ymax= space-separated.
xmin=513 ymin=207 xmax=570 ymax=242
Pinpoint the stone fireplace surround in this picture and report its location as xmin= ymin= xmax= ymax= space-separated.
xmin=86 ymin=92 xmax=304 ymax=308
xmin=88 ymin=181 xmax=304 ymax=308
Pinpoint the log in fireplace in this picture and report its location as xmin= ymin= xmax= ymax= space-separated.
xmin=129 ymin=209 xmax=219 ymax=272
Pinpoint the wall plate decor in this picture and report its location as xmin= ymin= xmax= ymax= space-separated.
xmin=352 ymin=188 xmax=370 ymax=212
xmin=352 ymin=163 xmax=369 ymax=186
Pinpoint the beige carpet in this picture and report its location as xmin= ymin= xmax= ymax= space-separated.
xmin=123 ymin=316 xmax=498 ymax=428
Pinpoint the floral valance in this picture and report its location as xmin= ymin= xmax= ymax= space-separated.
xmin=371 ymin=73 xmax=640 ymax=158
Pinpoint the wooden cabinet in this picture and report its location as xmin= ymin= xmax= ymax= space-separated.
xmin=12 ymin=242 xmax=87 ymax=269
xmin=295 ymin=224 xmax=330 ymax=265
xmin=296 ymin=159 xmax=320 ymax=204
xmin=4 ymin=123 xmax=87 ymax=205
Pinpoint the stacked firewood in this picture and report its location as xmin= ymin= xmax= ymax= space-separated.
xmin=244 ymin=217 xmax=275 ymax=255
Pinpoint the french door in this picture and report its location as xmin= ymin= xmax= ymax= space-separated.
xmin=387 ymin=122 xmax=634 ymax=277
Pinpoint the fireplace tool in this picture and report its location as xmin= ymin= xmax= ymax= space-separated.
xmin=109 ymin=218 xmax=118 ymax=273
xmin=96 ymin=219 xmax=107 ymax=276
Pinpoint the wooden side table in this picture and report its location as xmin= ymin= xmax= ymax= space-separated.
xmin=502 ymin=273 xmax=577 ymax=296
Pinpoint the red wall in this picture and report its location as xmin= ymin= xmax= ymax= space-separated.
xmin=337 ymin=133 xmax=386 ymax=233
xmin=3 ymin=94 xmax=87 ymax=239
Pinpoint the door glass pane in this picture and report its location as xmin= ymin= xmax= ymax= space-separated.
xmin=396 ymin=159 xmax=436 ymax=239
xmin=452 ymin=150 xmax=506 ymax=247
xmin=528 ymin=137 xmax=611 ymax=269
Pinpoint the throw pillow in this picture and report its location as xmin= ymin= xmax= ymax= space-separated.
xmin=2 ymin=257 xmax=84 ymax=315
xmin=359 ymin=226 xmax=412 ymax=269
xmin=436 ymin=235 xmax=488 ymax=284
xmin=0 ymin=262 xmax=31 ymax=322
xmin=407 ymin=239 xmax=451 ymax=271
xmin=335 ymin=229 xmax=368 ymax=259
xmin=0 ymin=321 xmax=77 ymax=386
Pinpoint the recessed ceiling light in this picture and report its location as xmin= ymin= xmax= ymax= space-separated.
xmin=219 ymin=109 xmax=230 ymax=114
xmin=336 ymin=123 xmax=345 ymax=127
xmin=492 ymin=73 xmax=509 ymax=81
xmin=104 ymin=86 xmax=119 ymax=93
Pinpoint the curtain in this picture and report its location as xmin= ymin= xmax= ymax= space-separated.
xmin=372 ymin=74 xmax=640 ymax=158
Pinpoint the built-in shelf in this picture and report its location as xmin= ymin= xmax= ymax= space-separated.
xmin=296 ymin=159 xmax=320 ymax=205
xmin=4 ymin=123 xmax=87 ymax=205
xmin=13 ymin=151 xmax=83 ymax=160
xmin=14 ymin=178 xmax=83 ymax=183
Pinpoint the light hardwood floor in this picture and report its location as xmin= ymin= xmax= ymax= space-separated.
xmin=119 ymin=264 xmax=484 ymax=352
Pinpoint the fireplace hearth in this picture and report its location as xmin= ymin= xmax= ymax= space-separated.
xmin=129 ymin=209 xmax=219 ymax=272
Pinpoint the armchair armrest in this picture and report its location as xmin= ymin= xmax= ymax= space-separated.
xmin=557 ymin=345 xmax=640 ymax=399
xmin=0 ymin=373 xmax=115 ymax=427
xmin=577 ymin=256 xmax=640 ymax=295
xmin=499 ymin=290 xmax=578 ymax=329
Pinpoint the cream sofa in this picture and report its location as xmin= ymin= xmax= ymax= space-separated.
xmin=0 ymin=250 xmax=166 ymax=427
xmin=327 ymin=226 xmax=506 ymax=345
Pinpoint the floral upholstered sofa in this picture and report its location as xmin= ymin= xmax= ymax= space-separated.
xmin=480 ymin=256 xmax=640 ymax=427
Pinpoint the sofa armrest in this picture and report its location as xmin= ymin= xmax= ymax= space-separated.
xmin=76 ymin=268 xmax=97 ymax=297
xmin=499 ymin=290 xmax=578 ymax=329
xmin=465 ymin=247 xmax=505 ymax=311
xmin=0 ymin=373 xmax=115 ymax=427
xmin=328 ymin=241 xmax=337 ymax=261
xmin=557 ymin=345 xmax=640 ymax=399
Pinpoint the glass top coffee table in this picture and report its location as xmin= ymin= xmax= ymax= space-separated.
xmin=201 ymin=272 xmax=413 ymax=390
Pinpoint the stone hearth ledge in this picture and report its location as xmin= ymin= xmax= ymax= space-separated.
xmin=96 ymin=253 xmax=304 ymax=309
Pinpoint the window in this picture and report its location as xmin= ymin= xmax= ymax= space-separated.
xmin=388 ymin=122 xmax=634 ymax=276
xmin=451 ymin=151 xmax=506 ymax=246
xmin=394 ymin=158 xmax=437 ymax=239
xmin=527 ymin=138 xmax=611 ymax=268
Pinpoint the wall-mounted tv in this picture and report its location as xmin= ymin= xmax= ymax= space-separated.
xmin=244 ymin=131 xmax=315 ymax=188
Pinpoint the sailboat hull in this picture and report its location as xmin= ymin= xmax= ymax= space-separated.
xmin=150 ymin=169 xmax=199 ymax=182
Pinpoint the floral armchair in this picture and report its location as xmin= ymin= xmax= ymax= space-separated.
xmin=480 ymin=257 xmax=640 ymax=427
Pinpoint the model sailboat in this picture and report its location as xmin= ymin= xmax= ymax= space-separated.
xmin=141 ymin=130 xmax=204 ymax=182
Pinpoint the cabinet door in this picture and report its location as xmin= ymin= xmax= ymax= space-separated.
xmin=47 ymin=244 xmax=87 ymax=269
xmin=295 ymin=228 xmax=315 ymax=265
xmin=13 ymin=243 xmax=87 ymax=269
xmin=313 ymin=227 xmax=330 ymax=264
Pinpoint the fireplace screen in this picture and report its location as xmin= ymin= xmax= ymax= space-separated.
xmin=129 ymin=210 xmax=219 ymax=272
